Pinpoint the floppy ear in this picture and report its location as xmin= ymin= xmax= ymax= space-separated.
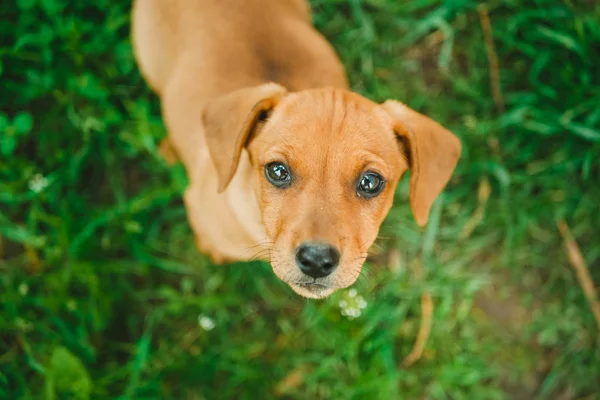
xmin=202 ymin=83 xmax=287 ymax=193
xmin=381 ymin=100 xmax=461 ymax=227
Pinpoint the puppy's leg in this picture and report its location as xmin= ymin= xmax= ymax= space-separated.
xmin=159 ymin=137 xmax=179 ymax=165
xmin=183 ymin=186 xmax=228 ymax=264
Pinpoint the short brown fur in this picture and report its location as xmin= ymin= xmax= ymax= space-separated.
xmin=131 ymin=0 xmax=461 ymax=298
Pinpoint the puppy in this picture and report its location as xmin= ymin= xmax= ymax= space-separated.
xmin=131 ymin=0 xmax=461 ymax=298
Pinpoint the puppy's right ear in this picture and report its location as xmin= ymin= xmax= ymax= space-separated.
xmin=381 ymin=100 xmax=461 ymax=227
xmin=203 ymin=83 xmax=287 ymax=193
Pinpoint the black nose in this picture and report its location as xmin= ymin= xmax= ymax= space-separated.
xmin=295 ymin=243 xmax=340 ymax=278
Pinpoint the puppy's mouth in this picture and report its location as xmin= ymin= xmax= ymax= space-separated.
xmin=290 ymin=281 xmax=335 ymax=299
xmin=296 ymin=281 xmax=328 ymax=289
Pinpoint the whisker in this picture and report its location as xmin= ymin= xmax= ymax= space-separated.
xmin=238 ymin=239 xmax=275 ymax=260
xmin=351 ymin=268 xmax=368 ymax=290
xmin=362 ymin=264 xmax=376 ymax=280
xmin=248 ymin=249 xmax=272 ymax=262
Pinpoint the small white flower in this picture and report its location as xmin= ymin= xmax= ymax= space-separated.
xmin=198 ymin=314 xmax=216 ymax=331
xmin=28 ymin=173 xmax=49 ymax=193
xmin=338 ymin=289 xmax=368 ymax=320
xmin=357 ymin=298 xmax=367 ymax=309
xmin=342 ymin=307 xmax=362 ymax=320
xmin=18 ymin=283 xmax=28 ymax=296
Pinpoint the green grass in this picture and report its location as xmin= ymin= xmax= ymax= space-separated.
xmin=1 ymin=0 xmax=600 ymax=398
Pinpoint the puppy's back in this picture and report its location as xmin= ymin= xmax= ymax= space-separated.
xmin=131 ymin=0 xmax=182 ymax=94
xmin=132 ymin=0 xmax=347 ymax=94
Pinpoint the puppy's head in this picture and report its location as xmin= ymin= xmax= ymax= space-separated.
xmin=203 ymin=84 xmax=461 ymax=298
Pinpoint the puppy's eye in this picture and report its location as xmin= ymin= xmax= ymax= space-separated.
xmin=265 ymin=162 xmax=292 ymax=188
xmin=357 ymin=171 xmax=385 ymax=198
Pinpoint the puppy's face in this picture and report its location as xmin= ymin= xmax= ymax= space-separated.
xmin=248 ymin=90 xmax=407 ymax=298
xmin=203 ymin=84 xmax=460 ymax=299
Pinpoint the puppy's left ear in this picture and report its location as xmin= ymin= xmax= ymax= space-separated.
xmin=381 ymin=100 xmax=461 ymax=227
xmin=203 ymin=83 xmax=287 ymax=193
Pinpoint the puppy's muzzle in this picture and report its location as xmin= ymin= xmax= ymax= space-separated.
xmin=295 ymin=242 xmax=340 ymax=279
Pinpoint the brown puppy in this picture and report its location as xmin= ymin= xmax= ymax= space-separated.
xmin=131 ymin=0 xmax=461 ymax=298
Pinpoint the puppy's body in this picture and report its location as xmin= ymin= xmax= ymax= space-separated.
xmin=132 ymin=0 xmax=461 ymax=298
xmin=133 ymin=0 xmax=347 ymax=262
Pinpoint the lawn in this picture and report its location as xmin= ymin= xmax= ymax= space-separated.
xmin=1 ymin=0 xmax=599 ymax=398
